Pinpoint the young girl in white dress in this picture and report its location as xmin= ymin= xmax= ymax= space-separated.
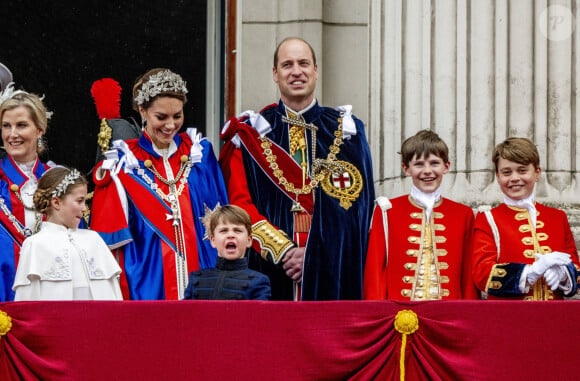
xmin=13 ymin=167 xmax=123 ymax=300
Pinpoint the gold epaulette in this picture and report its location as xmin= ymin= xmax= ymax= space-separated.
xmin=97 ymin=118 xmax=113 ymax=153
xmin=252 ymin=220 xmax=295 ymax=264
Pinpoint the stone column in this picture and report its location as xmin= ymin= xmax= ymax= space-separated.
xmin=237 ymin=0 xmax=580 ymax=245
xmin=238 ymin=0 xmax=370 ymax=122
xmin=369 ymin=0 xmax=580 ymax=244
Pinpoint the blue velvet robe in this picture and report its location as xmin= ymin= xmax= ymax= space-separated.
xmin=222 ymin=101 xmax=375 ymax=300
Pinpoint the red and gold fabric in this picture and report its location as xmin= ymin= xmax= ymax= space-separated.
xmin=364 ymin=195 xmax=480 ymax=300
xmin=4 ymin=301 xmax=580 ymax=379
xmin=91 ymin=131 xmax=228 ymax=300
xmin=0 ymin=156 xmax=50 ymax=301
xmin=226 ymin=145 xmax=301 ymax=264
xmin=472 ymin=202 xmax=580 ymax=300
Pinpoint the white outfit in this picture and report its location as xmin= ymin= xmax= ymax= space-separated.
xmin=13 ymin=222 xmax=123 ymax=301
xmin=16 ymin=160 xmax=40 ymax=230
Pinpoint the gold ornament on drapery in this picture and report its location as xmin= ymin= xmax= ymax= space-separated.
xmin=0 ymin=310 xmax=12 ymax=336
xmin=394 ymin=309 xmax=419 ymax=381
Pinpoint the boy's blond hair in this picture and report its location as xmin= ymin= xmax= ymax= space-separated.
xmin=208 ymin=205 xmax=252 ymax=237
xmin=400 ymin=130 xmax=449 ymax=167
xmin=492 ymin=137 xmax=540 ymax=172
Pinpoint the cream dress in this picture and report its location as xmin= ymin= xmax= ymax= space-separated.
xmin=13 ymin=221 xmax=123 ymax=301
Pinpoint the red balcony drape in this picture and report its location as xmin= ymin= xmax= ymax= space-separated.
xmin=0 ymin=300 xmax=576 ymax=380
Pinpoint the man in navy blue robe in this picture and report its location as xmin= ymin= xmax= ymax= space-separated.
xmin=220 ymin=37 xmax=375 ymax=300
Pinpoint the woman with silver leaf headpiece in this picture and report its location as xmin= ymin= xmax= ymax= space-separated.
xmin=91 ymin=68 xmax=229 ymax=300
xmin=0 ymin=87 xmax=55 ymax=301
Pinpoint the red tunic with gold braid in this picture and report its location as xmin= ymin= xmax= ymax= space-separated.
xmin=472 ymin=202 xmax=580 ymax=300
xmin=363 ymin=195 xmax=480 ymax=300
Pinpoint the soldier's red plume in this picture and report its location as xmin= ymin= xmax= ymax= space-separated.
xmin=91 ymin=78 xmax=122 ymax=119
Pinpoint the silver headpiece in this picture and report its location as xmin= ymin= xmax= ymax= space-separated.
xmin=0 ymin=82 xmax=53 ymax=120
xmin=134 ymin=70 xmax=188 ymax=106
xmin=0 ymin=82 xmax=26 ymax=105
xmin=52 ymin=169 xmax=82 ymax=198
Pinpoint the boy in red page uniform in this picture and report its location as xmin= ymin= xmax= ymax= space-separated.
xmin=364 ymin=130 xmax=479 ymax=300
xmin=472 ymin=137 xmax=580 ymax=300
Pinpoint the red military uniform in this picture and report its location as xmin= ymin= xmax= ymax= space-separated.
xmin=472 ymin=203 xmax=580 ymax=300
xmin=364 ymin=195 xmax=479 ymax=300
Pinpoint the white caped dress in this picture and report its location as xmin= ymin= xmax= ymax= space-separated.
xmin=13 ymin=221 xmax=123 ymax=301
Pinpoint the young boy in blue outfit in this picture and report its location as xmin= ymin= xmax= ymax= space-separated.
xmin=183 ymin=205 xmax=271 ymax=300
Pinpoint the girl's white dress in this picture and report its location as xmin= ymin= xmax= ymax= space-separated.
xmin=13 ymin=221 xmax=123 ymax=301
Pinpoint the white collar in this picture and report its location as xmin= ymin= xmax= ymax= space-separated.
xmin=40 ymin=220 xmax=78 ymax=233
xmin=16 ymin=158 xmax=37 ymax=178
xmin=284 ymin=98 xmax=317 ymax=116
xmin=410 ymin=185 xmax=441 ymax=220
xmin=152 ymin=139 xmax=178 ymax=159
xmin=504 ymin=193 xmax=537 ymax=228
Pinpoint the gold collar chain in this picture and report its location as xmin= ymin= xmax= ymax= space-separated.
xmin=0 ymin=197 xmax=38 ymax=237
xmin=144 ymin=156 xmax=190 ymax=186
xmin=259 ymin=115 xmax=344 ymax=196
xmin=10 ymin=185 xmax=42 ymax=234
xmin=11 ymin=184 xmax=35 ymax=211
xmin=136 ymin=156 xmax=190 ymax=264
xmin=136 ymin=155 xmax=193 ymax=202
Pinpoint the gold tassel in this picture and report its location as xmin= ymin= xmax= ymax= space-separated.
xmin=394 ymin=310 xmax=419 ymax=381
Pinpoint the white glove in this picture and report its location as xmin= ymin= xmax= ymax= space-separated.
xmin=101 ymin=149 xmax=119 ymax=170
xmin=543 ymin=266 xmax=568 ymax=290
xmin=527 ymin=252 xmax=571 ymax=285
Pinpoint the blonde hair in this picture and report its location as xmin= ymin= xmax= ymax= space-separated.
xmin=0 ymin=92 xmax=48 ymax=154
xmin=33 ymin=167 xmax=87 ymax=214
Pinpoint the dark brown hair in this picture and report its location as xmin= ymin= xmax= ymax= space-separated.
xmin=400 ymin=130 xmax=449 ymax=167
xmin=132 ymin=68 xmax=188 ymax=111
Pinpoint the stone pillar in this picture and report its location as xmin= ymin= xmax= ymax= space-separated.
xmin=238 ymin=0 xmax=370 ymax=123
xmin=238 ymin=0 xmax=580 ymax=245
xmin=369 ymin=0 xmax=580 ymax=245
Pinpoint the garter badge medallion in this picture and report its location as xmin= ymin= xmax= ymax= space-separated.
xmin=321 ymin=160 xmax=363 ymax=210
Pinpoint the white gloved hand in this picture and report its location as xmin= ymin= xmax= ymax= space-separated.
xmin=543 ymin=266 xmax=568 ymax=290
xmin=101 ymin=159 xmax=117 ymax=171
xmin=527 ymin=252 xmax=571 ymax=285
xmin=101 ymin=149 xmax=119 ymax=171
